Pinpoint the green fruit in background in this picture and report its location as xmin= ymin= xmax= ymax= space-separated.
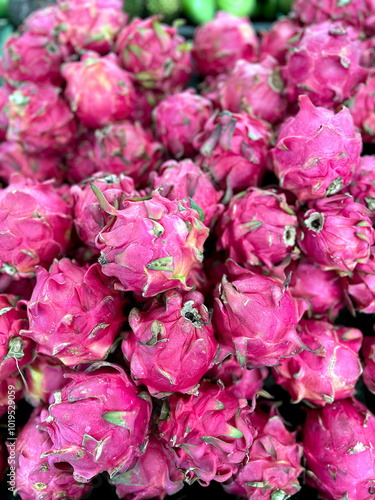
xmin=278 ymin=0 xmax=293 ymax=14
xmin=263 ymin=0 xmax=278 ymax=19
xmin=216 ymin=0 xmax=257 ymax=17
xmin=146 ymin=0 xmax=181 ymax=22
xmin=124 ymin=0 xmax=147 ymax=18
xmin=181 ymin=0 xmax=215 ymax=24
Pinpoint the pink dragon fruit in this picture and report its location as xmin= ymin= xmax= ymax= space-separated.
xmin=346 ymin=246 xmax=375 ymax=313
xmin=56 ymin=0 xmax=127 ymax=55
xmin=260 ymin=17 xmax=301 ymax=65
xmin=2 ymin=31 xmax=65 ymax=87
xmin=347 ymin=77 xmax=375 ymax=143
xmin=15 ymin=407 xmax=92 ymax=499
xmin=71 ymin=173 xmax=137 ymax=250
xmin=115 ymin=16 xmax=192 ymax=93
xmin=22 ymin=259 xmax=127 ymax=367
xmin=303 ymin=398 xmax=375 ymax=499
xmin=362 ymin=336 xmax=375 ymax=394
xmin=213 ymin=260 xmax=308 ymax=368
xmin=6 ymin=83 xmax=77 ymax=154
xmin=93 ymin=189 xmax=209 ymax=297
xmin=65 ymin=132 xmax=97 ymax=184
xmin=153 ymin=90 xmax=213 ymax=158
xmin=193 ymin=111 xmax=272 ymax=199
xmin=22 ymin=5 xmax=60 ymax=36
xmin=218 ymin=187 xmax=298 ymax=269
xmin=0 ymin=294 xmax=34 ymax=380
xmin=213 ymin=57 xmax=288 ymax=125
xmin=0 ymin=178 xmax=73 ymax=279
xmin=350 ymin=156 xmax=375 ymax=219
xmin=0 ymin=142 xmax=65 ymax=186
xmin=186 ymin=262 xmax=210 ymax=295
xmin=130 ymin=87 xmax=164 ymax=128
xmin=298 ymin=194 xmax=375 ymax=275
xmin=112 ymin=435 xmax=184 ymax=500
xmin=271 ymin=95 xmax=362 ymax=202
xmin=151 ymin=159 xmax=224 ymax=227
xmin=158 ymin=380 xmax=256 ymax=485
xmin=92 ymin=121 xmax=163 ymax=187
xmin=0 ymin=87 xmax=9 ymax=141
xmin=62 ymin=52 xmax=136 ymax=129
xmin=122 ymin=289 xmax=218 ymax=397
xmin=39 ymin=362 xmax=152 ymax=482
xmin=273 ymin=319 xmax=363 ymax=405
xmin=0 ymin=275 xmax=35 ymax=300
xmin=286 ymin=257 xmax=345 ymax=320
xmin=224 ymin=406 xmax=303 ymax=499
xmin=23 ymin=356 xmax=70 ymax=406
xmin=283 ymin=22 xmax=368 ymax=108
xmin=0 ymin=376 xmax=23 ymax=418
xmin=193 ymin=11 xmax=259 ymax=77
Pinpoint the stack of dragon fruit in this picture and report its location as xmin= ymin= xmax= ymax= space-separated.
xmin=1 ymin=0 xmax=375 ymax=498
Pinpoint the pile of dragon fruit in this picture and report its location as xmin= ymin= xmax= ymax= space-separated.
xmin=2 ymin=0 xmax=375 ymax=499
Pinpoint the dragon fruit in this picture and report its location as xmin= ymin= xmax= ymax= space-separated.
xmin=362 ymin=336 xmax=375 ymax=394
xmin=0 ymin=178 xmax=73 ymax=279
xmin=2 ymin=31 xmax=65 ymax=87
xmin=71 ymin=173 xmax=137 ymax=250
xmin=350 ymin=156 xmax=375 ymax=219
xmin=0 ymin=142 xmax=65 ymax=186
xmin=115 ymin=16 xmax=192 ymax=93
xmin=298 ymin=194 xmax=375 ymax=275
xmin=22 ymin=259 xmax=127 ymax=367
xmin=158 ymin=380 xmax=256 ymax=485
xmin=6 ymin=83 xmax=77 ymax=154
xmin=193 ymin=11 xmax=259 ymax=77
xmin=303 ymin=398 xmax=375 ymax=499
xmin=273 ymin=319 xmax=363 ymax=405
xmin=151 ymin=159 xmax=224 ymax=227
xmin=92 ymin=121 xmax=163 ymax=187
xmin=271 ymin=96 xmax=362 ymax=202
xmin=56 ymin=0 xmax=127 ymax=55
xmin=23 ymin=356 xmax=70 ymax=406
xmin=62 ymin=52 xmax=136 ymax=129
xmin=65 ymin=132 xmax=97 ymax=184
xmin=0 ymin=376 xmax=23 ymax=418
xmin=94 ymin=189 xmax=209 ymax=297
xmin=0 ymin=87 xmax=9 ymax=141
xmin=39 ymin=363 xmax=152 ymax=482
xmin=153 ymin=90 xmax=212 ymax=158
xmin=282 ymin=22 xmax=368 ymax=108
xmin=213 ymin=260 xmax=308 ymax=368
xmin=112 ymin=435 xmax=184 ymax=500
xmin=0 ymin=275 xmax=35 ymax=300
xmin=214 ymin=57 xmax=288 ymax=125
xmin=218 ymin=187 xmax=298 ymax=269
xmin=260 ymin=17 xmax=301 ymax=65
xmin=346 ymin=246 xmax=375 ymax=313
xmin=122 ymin=289 xmax=218 ymax=397
xmin=347 ymin=77 xmax=375 ymax=143
xmin=15 ymin=407 xmax=92 ymax=500
xmin=286 ymin=257 xmax=345 ymax=320
xmin=130 ymin=87 xmax=164 ymax=128
xmin=193 ymin=111 xmax=272 ymax=199
xmin=224 ymin=407 xmax=303 ymax=499
xmin=22 ymin=5 xmax=60 ymax=36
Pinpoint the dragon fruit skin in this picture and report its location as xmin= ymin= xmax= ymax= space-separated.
xmin=62 ymin=52 xmax=136 ymax=129
xmin=95 ymin=191 xmax=209 ymax=297
xmin=215 ymin=57 xmax=288 ymax=125
xmin=260 ymin=17 xmax=301 ymax=65
xmin=298 ymin=194 xmax=375 ymax=275
xmin=92 ymin=122 xmax=163 ymax=187
xmin=193 ymin=111 xmax=272 ymax=197
xmin=71 ymin=173 xmax=137 ymax=250
xmin=2 ymin=31 xmax=65 ymax=87
xmin=273 ymin=319 xmax=363 ymax=406
xmin=0 ymin=179 xmax=73 ymax=279
xmin=22 ymin=259 xmax=127 ymax=367
xmin=282 ymin=22 xmax=368 ymax=108
xmin=218 ymin=188 xmax=298 ymax=270
xmin=22 ymin=5 xmax=60 ymax=36
xmin=271 ymin=96 xmax=362 ymax=202
xmin=193 ymin=11 xmax=259 ymax=77
xmin=15 ymin=407 xmax=92 ymax=500
xmin=286 ymin=257 xmax=345 ymax=321
xmin=363 ymin=336 xmax=375 ymax=394
xmin=151 ymin=159 xmax=224 ymax=227
xmin=303 ymin=398 xmax=375 ymax=499
xmin=346 ymin=246 xmax=375 ymax=313
xmin=115 ymin=16 xmax=192 ymax=93
xmin=112 ymin=435 xmax=184 ymax=500
xmin=0 ymin=142 xmax=65 ymax=186
xmin=0 ymin=275 xmax=36 ymax=300
xmin=39 ymin=363 xmax=152 ymax=482
xmin=347 ymin=77 xmax=375 ymax=143
xmin=65 ymin=132 xmax=97 ymax=184
xmin=224 ymin=407 xmax=304 ymax=499
xmin=158 ymin=380 xmax=256 ymax=485
xmin=350 ymin=156 xmax=375 ymax=219
xmin=122 ymin=289 xmax=218 ymax=398
xmin=6 ymin=83 xmax=77 ymax=155
xmin=213 ymin=260 xmax=308 ymax=368
xmin=57 ymin=0 xmax=127 ymax=55
xmin=0 ymin=87 xmax=9 ymax=141
xmin=153 ymin=90 xmax=213 ymax=158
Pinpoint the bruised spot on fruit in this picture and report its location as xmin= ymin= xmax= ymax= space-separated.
xmin=181 ymin=300 xmax=202 ymax=327
xmin=283 ymin=225 xmax=296 ymax=247
xmin=33 ymin=482 xmax=47 ymax=490
xmin=305 ymin=212 xmax=324 ymax=233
